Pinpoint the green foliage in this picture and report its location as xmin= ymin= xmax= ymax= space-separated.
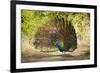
xmin=21 ymin=10 xmax=90 ymax=43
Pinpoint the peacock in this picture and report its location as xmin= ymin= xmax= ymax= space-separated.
xmin=55 ymin=40 xmax=66 ymax=54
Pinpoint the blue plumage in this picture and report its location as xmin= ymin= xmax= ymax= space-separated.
xmin=55 ymin=40 xmax=64 ymax=52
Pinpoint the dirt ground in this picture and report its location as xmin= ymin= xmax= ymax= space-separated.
xmin=21 ymin=38 xmax=90 ymax=63
xmin=21 ymin=47 xmax=90 ymax=63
